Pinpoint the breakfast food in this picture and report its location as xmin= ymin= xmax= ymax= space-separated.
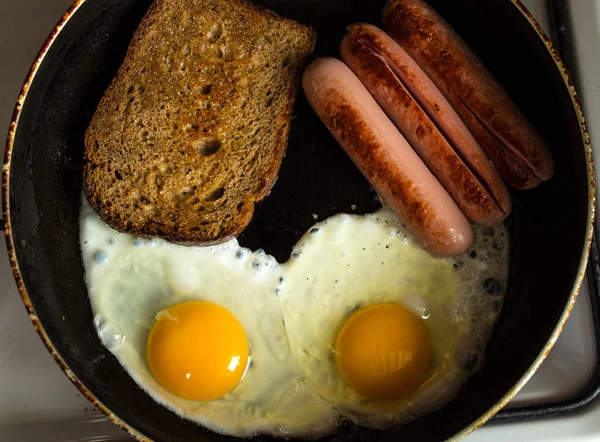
xmin=80 ymin=198 xmax=509 ymax=436
xmin=78 ymin=0 xmax=522 ymax=436
xmin=340 ymin=23 xmax=512 ymax=225
xmin=84 ymin=0 xmax=316 ymax=245
xmin=81 ymin=201 xmax=337 ymax=436
xmin=282 ymin=209 xmax=508 ymax=428
xmin=302 ymin=57 xmax=474 ymax=257
xmin=383 ymin=0 xmax=554 ymax=189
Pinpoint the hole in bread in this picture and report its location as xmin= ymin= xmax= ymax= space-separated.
xmin=194 ymin=138 xmax=222 ymax=156
xmin=190 ymin=227 xmax=200 ymax=232
xmin=127 ymin=85 xmax=134 ymax=94
xmin=207 ymin=23 xmax=223 ymax=43
xmin=184 ymin=124 xmax=199 ymax=134
xmin=265 ymin=97 xmax=273 ymax=107
xmin=282 ymin=55 xmax=291 ymax=67
xmin=189 ymin=197 xmax=200 ymax=205
xmin=180 ymin=186 xmax=196 ymax=196
xmin=201 ymin=84 xmax=212 ymax=95
xmin=114 ymin=170 xmax=123 ymax=180
xmin=205 ymin=187 xmax=225 ymax=202
xmin=264 ymin=35 xmax=273 ymax=44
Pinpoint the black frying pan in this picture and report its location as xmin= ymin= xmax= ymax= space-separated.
xmin=3 ymin=0 xmax=594 ymax=440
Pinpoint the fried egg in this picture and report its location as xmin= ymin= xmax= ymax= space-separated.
xmin=280 ymin=209 xmax=508 ymax=428
xmin=80 ymin=200 xmax=508 ymax=436
xmin=80 ymin=201 xmax=337 ymax=437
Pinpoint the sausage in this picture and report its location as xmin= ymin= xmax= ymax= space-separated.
xmin=302 ymin=57 xmax=474 ymax=256
xmin=340 ymin=23 xmax=512 ymax=226
xmin=382 ymin=0 xmax=554 ymax=190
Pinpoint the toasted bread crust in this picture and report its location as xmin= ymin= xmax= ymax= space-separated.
xmin=84 ymin=0 xmax=316 ymax=244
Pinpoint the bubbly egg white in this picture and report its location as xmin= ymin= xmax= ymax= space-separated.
xmin=80 ymin=199 xmax=508 ymax=437
xmin=281 ymin=210 xmax=509 ymax=428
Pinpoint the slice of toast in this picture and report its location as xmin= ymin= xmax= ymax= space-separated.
xmin=84 ymin=0 xmax=316 ymax=244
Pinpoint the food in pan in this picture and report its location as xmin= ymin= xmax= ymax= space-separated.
xmin=305 ymin=0 xmax=554 ymax=254
xmin=78 ymin=0 xmax=555 ymax=436
xmin=303 ymin=57 xmax=475 ymax=257
xmin=83 ymin=0 xmax=315 ymax=245
xmin=383 ymin=0 xmax=554 ymax=189
xmin=280 ymin=210 xmax=508 ymax=429
xmin=81 ymin=200 xmax=509 ymax=436
xmin=340 ymin=23 xmax=512 ymax=226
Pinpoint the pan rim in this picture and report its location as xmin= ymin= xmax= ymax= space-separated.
xmin=1 ymin=1 xmax=150 ymax=440
xmin=1 ymin=0 xmax=595 ymax=441
xmin=451 ymin=0 xmax=596 ymax=439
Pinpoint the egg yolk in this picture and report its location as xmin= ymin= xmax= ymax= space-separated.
xmin=335 ymin=303 xmax=431 ymax=400
xmin=147 ymin=301 xmax=248 ymax=401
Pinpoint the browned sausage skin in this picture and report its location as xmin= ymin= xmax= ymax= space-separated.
xmin=341 ymin=23 xmax=511 ymax=226
xmin=383 ymin=0 xmax=554 ymax=189
xmin=302 ymin=57 xmax=475 ymax=256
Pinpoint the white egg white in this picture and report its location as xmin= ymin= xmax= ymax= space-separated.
xmin=80 ymin=199 xmax=509 ymax=437
xmin=280 ymin=209 xmax=509 ymax=428
xmin=80 ymin=200 xmax=337 ymax=437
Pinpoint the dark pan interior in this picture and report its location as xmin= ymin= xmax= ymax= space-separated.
xmin=6 ymin=0 xmax=590 ymax=440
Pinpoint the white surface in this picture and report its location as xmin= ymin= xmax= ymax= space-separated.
xmin=0 ymin=0 xmax=599 ymax=441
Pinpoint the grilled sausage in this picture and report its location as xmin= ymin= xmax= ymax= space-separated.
xmin=341 ymin=23 xmax=512 ymax=225
xmin=302 ymin=57 xmax=474 ymax=256
xmin=383 ymin=0 xmax=554 ymax=189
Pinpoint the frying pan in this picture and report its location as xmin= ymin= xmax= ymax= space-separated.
xmin=2 ymin=0 xmax=595 ymax=440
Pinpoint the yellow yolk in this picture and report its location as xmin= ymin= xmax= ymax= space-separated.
xmin=147 ymin=301 xmax=248 ymax=401
xmin=335 ymin=303 xmax=431 ymax=400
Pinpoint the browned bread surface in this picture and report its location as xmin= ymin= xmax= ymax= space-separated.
xmin=84 ymin=0 xmax=316 ymax=244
